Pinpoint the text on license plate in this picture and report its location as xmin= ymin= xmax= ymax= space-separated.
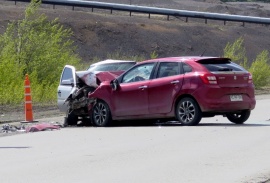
xmin=230 ymin=95 xmax=243 ymax=101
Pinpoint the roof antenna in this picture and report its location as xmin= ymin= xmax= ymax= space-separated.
xmin=200 ymin=49 xmax=206 ymax=57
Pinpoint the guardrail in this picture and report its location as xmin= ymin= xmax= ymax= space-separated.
xmin=10 ymin=0 xmax=270 ymax=25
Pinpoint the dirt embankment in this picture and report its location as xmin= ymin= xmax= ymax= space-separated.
xmin=1 ymin=0 xmax=270 ymax=63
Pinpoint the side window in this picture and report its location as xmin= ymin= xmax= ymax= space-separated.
xmin=61 ymin=67 xmax=74 ymax=84
xmin=183 ymin=63 xmax=193 ymax=73
xmin=157 ymin=62 xmax=179 ymax=78
xmin=122 ymin=63 xmax=155 ymax=83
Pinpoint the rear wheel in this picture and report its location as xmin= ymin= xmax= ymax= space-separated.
xmin=91 ymin=101 xmax=112 ymax=127
xmin=175 ymin=97 xmax=202 ymax=126
xmin=226 ymin=110 xmax=251 ymax=124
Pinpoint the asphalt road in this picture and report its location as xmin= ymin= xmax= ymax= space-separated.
xmin=1 ymin=95 xmax=270 ymax=183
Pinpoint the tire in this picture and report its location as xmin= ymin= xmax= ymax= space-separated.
xmin=175 ymin=97 xmax=202 ymax=126
xmin=226 ymin=110 xmax=251 ymax=124
xmin=64 ymin=110 xmax=78 ymax=127
xmin=91 ymin=101 xmax=112 ymax=127
xmin=81 ymin=117 xmax=93 ymax=126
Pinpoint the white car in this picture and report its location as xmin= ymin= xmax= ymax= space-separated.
xmin=57 ymin=59 xmax=136 ymax=125
xmin=87 ymin=59 xmax=136 ymax=72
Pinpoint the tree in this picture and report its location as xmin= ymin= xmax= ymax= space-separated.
xmin=0 ymin=0 xmax=80 ymax=104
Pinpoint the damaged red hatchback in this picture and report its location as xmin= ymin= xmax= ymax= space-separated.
xmin=58 ymin=57 xmax=256 ymax=126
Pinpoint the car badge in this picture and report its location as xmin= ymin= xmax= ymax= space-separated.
xmin=234 ymin=76 xmax=237 ymax=80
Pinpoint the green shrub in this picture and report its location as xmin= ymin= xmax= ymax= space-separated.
xmin=0 ymin=0 xmax=80 ymax=105
xmin=223 ymin=37 xmax=270 ymax=89
xmin=223 ymin=37 xmax=248 ymax=69
xmin=249 ymin=50 xmax=270 ymax=89
xmin=0 ymin=52 xmax=24 ymax=104
xmin=150 ymin=50 xmax=158 ymax=59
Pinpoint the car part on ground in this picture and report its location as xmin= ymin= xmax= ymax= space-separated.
xmin=1 ymin=122 xmax=62 ymax=134
xmin=1 ymin=124 xmax=25 ymax=133
xmin=25 ymin=123 xmax=60 ymax=132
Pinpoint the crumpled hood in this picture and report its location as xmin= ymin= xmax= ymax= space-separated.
xmin=75 ymin=70 xmax=124 ymax=87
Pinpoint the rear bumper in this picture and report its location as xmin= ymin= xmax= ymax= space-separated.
xmin=193 ymin=85 xmax=256 ymax=112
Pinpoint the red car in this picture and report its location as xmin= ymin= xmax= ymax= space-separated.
xmin=86 ymin=56 xmax=256 ymax=126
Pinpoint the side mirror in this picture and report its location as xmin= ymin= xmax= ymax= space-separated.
xmin=110 ymin=79 xmax=119 ymax=91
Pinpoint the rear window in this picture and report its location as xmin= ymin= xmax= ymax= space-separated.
xmin=197 ymin=58 xmax=246 ymax=72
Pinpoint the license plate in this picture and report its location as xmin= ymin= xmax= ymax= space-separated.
xmin=230 ymin=95 xmax=243 ymax=101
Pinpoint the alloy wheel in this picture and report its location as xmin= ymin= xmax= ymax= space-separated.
xmin=176 ymin=97 xmax=202 ymax=126
xmin=93 ymin=103 xmax=107 ymax=125
xmin=92 ymin=101 xmax=111 ymax=127
xmin=178 ymin=100 xmax=195 ymax=123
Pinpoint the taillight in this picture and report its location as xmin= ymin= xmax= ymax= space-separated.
xmin=199 ymin=74 xmax=217 ymax=84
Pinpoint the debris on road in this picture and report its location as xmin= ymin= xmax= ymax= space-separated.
xmin=1 ymin=122 xmax=62 ymax=135
xmin=1 ymin=124 xmax=26 ymax=133
xmin=25 ymin=123 xmax=61 ymax=132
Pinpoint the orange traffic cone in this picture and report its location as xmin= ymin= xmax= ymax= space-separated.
xmin=21 ymin=74 xmax=38 ymax=123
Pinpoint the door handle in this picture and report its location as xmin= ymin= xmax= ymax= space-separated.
xmin=171 ymin=80 xmax=179 ymax=84
xmin=138 ymin=85 xmax=148 ymax=90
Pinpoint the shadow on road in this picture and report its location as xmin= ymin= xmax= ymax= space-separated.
xmin=74 ymin=120 xmax=270 ymax=128
xmin=0 ymin=146 xmax=31 ymax=149
xmin=197 ymin=123 xmax=270 ymax=127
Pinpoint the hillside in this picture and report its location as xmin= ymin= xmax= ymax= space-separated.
xmin=0 ymin=0 xmax=270 ymax=63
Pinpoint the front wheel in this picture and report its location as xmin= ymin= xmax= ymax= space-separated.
xmin=91 ymin=101 xmax=112 ymax=127
xmin=64 ymin=110 xmax=78 ymax=127
xmin=226 ymin=110 xmax=251 ymax=124
xmin=175 ymin=97 xmax=202 ymax=126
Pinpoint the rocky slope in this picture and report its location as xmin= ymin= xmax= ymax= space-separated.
xmin=0 ymin=0 xmax=270 ymax=63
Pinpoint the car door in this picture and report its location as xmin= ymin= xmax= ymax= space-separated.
xmin=57 ymin=65 xmax=76 ymax=112
xmin=148 ymin=62 xmax=184 ymax=114
xmin=112 ymin=63 xmax=155 ymax=117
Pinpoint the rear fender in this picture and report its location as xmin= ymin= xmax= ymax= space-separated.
xmin=174 ymin=92 xmax=202 ymax=114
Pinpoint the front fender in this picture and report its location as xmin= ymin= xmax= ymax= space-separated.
xmin=88 ymin=82 xmax=114 ymax=113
